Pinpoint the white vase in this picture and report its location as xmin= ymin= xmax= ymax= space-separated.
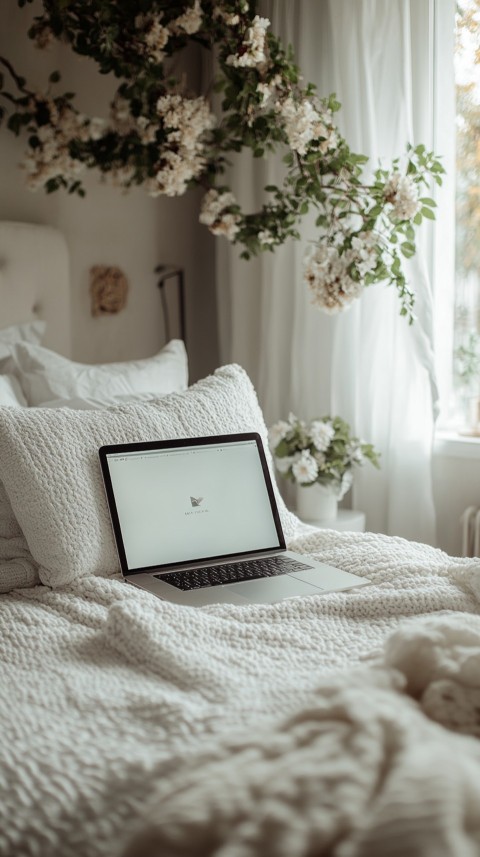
xmin=296 ymin=483 xmax=338 ymax=522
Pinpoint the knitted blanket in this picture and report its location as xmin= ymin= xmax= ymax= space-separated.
xmin=1 ymin=528 xmax=480 ymax=857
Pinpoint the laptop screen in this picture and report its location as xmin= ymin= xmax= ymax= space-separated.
xmin=101 ymin=435 xmax=284 ymax=574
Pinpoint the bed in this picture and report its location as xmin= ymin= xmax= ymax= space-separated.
xmin=1 ymin=222 xmax=480 ymax=857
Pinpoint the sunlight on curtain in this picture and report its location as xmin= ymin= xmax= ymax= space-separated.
xmin=216 ymin=0 xmax=439 ymax=543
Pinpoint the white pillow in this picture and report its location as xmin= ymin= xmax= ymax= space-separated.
xmin=0 ymin=375 xmax=27 ymax=407
xmin=0 ymin=365 xmax=297 ymax=587
xmin=0 ymin=320 xmax=45 ymax=357
xmin=9 ymin=338 xmax=188 ymax=406
xmin=39 ymin=392 xmax=160 ymax=410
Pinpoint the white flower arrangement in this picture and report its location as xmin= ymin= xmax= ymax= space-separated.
xmin=269 ymin=412 xmax=380 ymax=499
xmin=0 ymin=0 xmax=444 ymax=320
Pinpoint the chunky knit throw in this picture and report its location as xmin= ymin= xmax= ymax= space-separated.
xmin=1 ymin=528 xmax=480 ymax=857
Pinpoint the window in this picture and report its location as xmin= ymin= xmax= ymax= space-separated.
xmin=450 ymin=0 xmax=480 ymax=432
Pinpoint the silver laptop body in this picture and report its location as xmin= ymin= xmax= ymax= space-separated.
xmin=99 ymin=433 xmax=370 ymax=606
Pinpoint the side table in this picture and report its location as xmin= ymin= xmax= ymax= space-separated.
xmin=298 ymin=509 xmax=366 ymax=532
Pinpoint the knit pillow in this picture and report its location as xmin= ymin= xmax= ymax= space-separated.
xmin=0 ymin=365 xmax=297 ymax=587
xmin=0 ymin=481 xmax=40 ymax=593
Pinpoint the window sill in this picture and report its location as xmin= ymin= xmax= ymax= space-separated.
xmin=434 ymin=431 xmax=480 ymax=459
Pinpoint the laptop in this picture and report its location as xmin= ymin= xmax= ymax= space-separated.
xmin=99 ymin=433 xmax=370 ymax=606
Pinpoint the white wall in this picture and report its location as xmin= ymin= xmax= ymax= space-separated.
xmin=0 ymin=0 xmax=218 ymax=381
xmin=432 ymin=440 xmax=480 ymax=557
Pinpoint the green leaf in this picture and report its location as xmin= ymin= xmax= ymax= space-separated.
xmin=419 ymin=197 xmax=436 ymax=207
xmin=421 ymin=207 xmax=435 ymax=220
xmin=401 ymin=242 xmax=415 ymax=259
xmin=7 ymin=113 xmax=23 ymax=135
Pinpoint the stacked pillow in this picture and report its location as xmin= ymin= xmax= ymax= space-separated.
xmin=0 ymin=331 xmax=189 ymax=591
xmin=0 ymin=320 xmax=45 ymax=408
xmin=6 ymin=338 xmax=188 ymax=407
xmin=0 ymin=322 xmax=47 ymax=592
xmin=0 ymin=364 xmax=297 ymax=588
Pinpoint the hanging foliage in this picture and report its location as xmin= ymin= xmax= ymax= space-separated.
xmin=0 ymin=0 xmax=444 ymax=319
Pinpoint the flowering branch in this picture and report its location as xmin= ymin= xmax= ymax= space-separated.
xmin=0 ymin=0 xmax=444 ymax=319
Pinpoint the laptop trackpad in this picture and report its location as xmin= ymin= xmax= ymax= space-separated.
xmin=289 ymin=565 xmax=370 ymax=590
xmin=230 ymin=576 xmax=320 ymax=604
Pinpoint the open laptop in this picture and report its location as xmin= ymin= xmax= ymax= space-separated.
xmin=99 ymin=433 xmax=370 ymax=606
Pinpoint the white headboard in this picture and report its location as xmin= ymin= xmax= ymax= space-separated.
xmin=0 ymin=221 xmax=71 ymax=356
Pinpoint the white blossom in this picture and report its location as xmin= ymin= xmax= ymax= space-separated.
xmin=338 ymin=470 xmax=353 ymax=499
xmin=226 ymin=15 xmax=269 ymax=67
xmin=303 ymin=229 xmax=379 ymax=312
xmin=135 ymin=13 xmax=170 ymax=64
xmin=268 ymin=419 xmax=290 ymax=450
xmin=256 ymin=83 xmax=271 ymax=106
xmin=275 ymin=455 xmax=294 ymax=474
xmin=21 ymin=101 xmax=89 ymax=190
xmin=384 ymin=172 xmax=420 ymax=221
xmin=348 ymin=443 xmax=365 ymax=465
xmin=136 ymin=116 xmax=157 ymax=144
xmin=278 ymin=96 xmax=338 ymax=157
xmin=314 ymin=450 xmax=326 ymax=468
xmin=199 ymin=189 xmax=241 ymax=241
xmin=258 ymin=229 xmax=275 ymax=245
xmin=154 ymin=150 xmax=204 ymax=197
xmin=256 ymin=75 xmax=281 ymax=107
xmin=292 ymin=450 xmax=319 ymax=484
xmin=213 ymin=7 xmax=240 ymax=26
xmin=310 ymin=420 xmax=335 ymax=452
xmin=33 ymin=24 xmax=54 ymax=50
xmin=157 ymin=94 xmax=215 ymax=151
xmin=88 ymin=117 xmax=107 ymax=141
xmin=350 ymin=231 xmax=377 ymax=277
xmin=110 ymin=95 xmax=136 ymax=135
xmin=303 ymin=242 xmax=365 ymax=313
xmin=147 ymin=95 xmax=215 ymax=196
xmin=109 ymin=163 xmax=136 ymax=190
xmin=174 ymin=1 xmax=203 ymax=35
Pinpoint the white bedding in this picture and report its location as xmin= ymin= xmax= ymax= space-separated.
xmin=2 ymin=527 xmax=480 ymax=857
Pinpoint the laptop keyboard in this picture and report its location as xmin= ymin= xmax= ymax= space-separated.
xmin=155 ymin=555 xmax=312 ymax=591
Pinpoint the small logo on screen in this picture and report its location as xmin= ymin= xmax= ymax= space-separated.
xmin=190 ymin=496 xmax=203 ymax=507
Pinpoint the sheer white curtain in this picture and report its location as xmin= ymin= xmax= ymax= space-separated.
xmin=216 ymin=0 xmax=438 ymax=544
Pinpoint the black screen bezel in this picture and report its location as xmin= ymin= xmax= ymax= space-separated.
xmin=99 ymin=432 xmax=286 ymax=577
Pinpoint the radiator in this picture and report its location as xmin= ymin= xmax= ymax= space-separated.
xmin=461 ymin=506 xmax=480 ymax=557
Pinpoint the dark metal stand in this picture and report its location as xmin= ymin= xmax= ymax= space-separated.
xmin=155 ymin=265 xmax=186 ymax=344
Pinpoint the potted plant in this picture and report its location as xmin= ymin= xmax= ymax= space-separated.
xmin=269 ymin=413 xmax=380 ymax=521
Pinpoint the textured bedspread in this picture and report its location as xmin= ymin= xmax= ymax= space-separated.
xmin=1 ymin=528 xmax=480 ymax=857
